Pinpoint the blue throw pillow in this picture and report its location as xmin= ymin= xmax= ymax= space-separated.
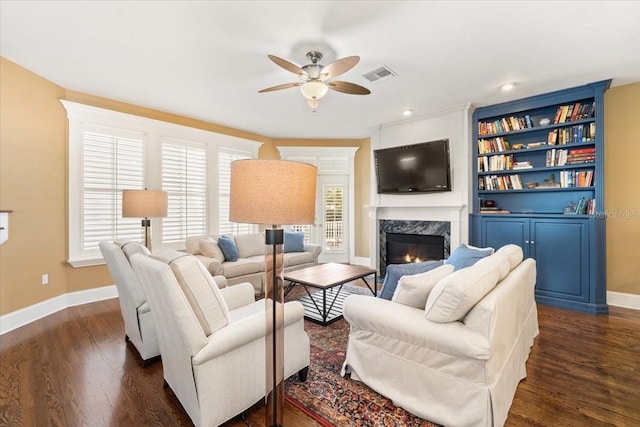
xmin=379 ymin=260 xmax=444 ymax=300
xmin=444 ymin=244 xmax=494 ymax=271
xmin=284 ymin=232 xmax=305 ymax=253
xmin=217 ymin=235 xmax=239 ymax=262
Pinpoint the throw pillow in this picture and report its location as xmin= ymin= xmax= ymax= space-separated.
xmin=391 ymin=264 xmax=454 ymax=309
xmin=284 ymin=231 xmax=306 ymax=253
xmin=444 ymin=243 xmax=494 ymax=270
xmin=217 ymin=235 xmax=239 ymax=262
xmin=199 ymin=237 xmax=225 ymax=263
xmin=424 ymin=260 xmax=501 ymax=323
xmin=378 ymin=260 xmax=444 ymax=300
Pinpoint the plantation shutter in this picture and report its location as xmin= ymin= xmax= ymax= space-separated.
xmin=218 ymin=148 xmax=254 ymax=235
xmin=161 ymin=140 xmax=207 ymax=243
xmin=323 ymin=185 xmax=344 ymax=252
xmin=82 ymin=130 xmax=145 ymax=255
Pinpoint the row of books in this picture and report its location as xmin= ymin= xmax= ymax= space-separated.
xmin=547 ymin=123 xmax=596 ymax=144
xmin=478 ymin=114 xmax=535 ymax=136
xmin=553 ymin=102 xmax=595 ymax=124
xmin=478 ymin=155 xmax=535 ymax=172
xmin=546 ymin=147 xmax=595 ymax=167
xmin=480 ymin=206 xmax=511 ymax=214
xmin=477 ymin=137 xmax=511 ymax=154
xmin=478 ymin=174 xmax=524 ymax=191
xmin=559 ymin=170 xmax=594 ymax=188
xmin=565 ymin=198 xmax=596 ymax=215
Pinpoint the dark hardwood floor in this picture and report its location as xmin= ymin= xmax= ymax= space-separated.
xmin=1 ymin=298 xmax=638 ymax=426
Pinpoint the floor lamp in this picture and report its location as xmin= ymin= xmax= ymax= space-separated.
xmin=122 ymin=189 xmax=168 ymax=251
xmin=229 ymin=159 xmax=317 ymax=427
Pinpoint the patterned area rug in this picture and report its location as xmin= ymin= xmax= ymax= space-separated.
xmin=284 ymin=318 xmax=439 ymax=427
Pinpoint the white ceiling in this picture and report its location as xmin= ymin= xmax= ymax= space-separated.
xmin=2 ymin=1 xmax=639 ymax=140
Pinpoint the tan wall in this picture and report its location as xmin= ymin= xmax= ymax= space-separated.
xmin=0 ymin=57 xmax=369 ymax=315
xmin=604 ymin=82 xmax=640 ymax=295
xmin=0 ymin=58 xmax=68 ymax=313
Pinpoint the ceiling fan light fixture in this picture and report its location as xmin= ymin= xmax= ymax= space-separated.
xmin=300 ymin=81 xmax=329 ymax=100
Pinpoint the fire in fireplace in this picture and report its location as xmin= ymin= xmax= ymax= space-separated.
xmin=386 ymin=233 xmax=445 ymax=266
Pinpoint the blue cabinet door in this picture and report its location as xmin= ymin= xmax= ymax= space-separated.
xmin=531 ymin=218 xmax=590 ymax=303
xmin=481 ymin=217 xmax=530 ymax=257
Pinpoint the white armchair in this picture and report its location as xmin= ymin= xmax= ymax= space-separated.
xmin=130 ymin=250 xmax=310 ymax=427
xmin=99 ymin=240 xmax=160 ymax=365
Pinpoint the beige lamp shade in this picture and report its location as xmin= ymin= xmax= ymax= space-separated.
xmin=122 ymin=190 xmax=168 ymax=218
xmin=230 ymin=159 xmax=317 ymax=225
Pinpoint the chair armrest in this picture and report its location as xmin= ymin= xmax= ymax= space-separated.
xmin=304 ymin=243 xmax=322 ymax=260
xmin=194 ymin=254 xmax=222 ymax=275
xmin=343 ymin=295 xmax=490 ymax=359
xmin=212 ymin=275 xmax=228 ymax=289
xmin=193 ymin=300 xmax=304 ymax=365
xmin=219 ymin=282 xmax=255 ymax=310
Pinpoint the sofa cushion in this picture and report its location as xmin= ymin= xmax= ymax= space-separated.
xmin=199 ymin=237 xmax=225 ymax=263
xmin=378 ymin=260 xmax=444 ymax=300
xmin=391 ymin=264 xmax=454 ymax=309
xmin=235 ymin=233 xmax=265 ymax=258
xmin=284 ymin=231 xmax=305 ymax=253
xmin=218 ymin=235 xmax=239 ymax=262
xmin=152 ymin=251 xmax=230 ymax=336
xmin=283 ymin=251 xmax=314 ymax=267
xmin=221 ymin=258 xmax=263 ymax=277
xmin=493 ymin=244 xmax=524 ymax=270
xmin=424 ymin=260 xmax=501 ymax=323
xmin=444 ymin=243 xmax=494 ymax=270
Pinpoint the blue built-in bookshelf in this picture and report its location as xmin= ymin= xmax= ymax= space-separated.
xmin=470 ymin=80 xmax=611 ymax=314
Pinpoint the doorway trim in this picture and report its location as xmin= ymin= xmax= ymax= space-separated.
xmin=277 ymin=146 xmax=359 ymax=263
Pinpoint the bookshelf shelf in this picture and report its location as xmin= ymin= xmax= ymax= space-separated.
xmin=470 ymin=80 xmax=611 ymax=314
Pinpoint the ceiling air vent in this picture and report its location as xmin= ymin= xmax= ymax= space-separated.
xmin=362 ymin=65 xmax=397 ymax=83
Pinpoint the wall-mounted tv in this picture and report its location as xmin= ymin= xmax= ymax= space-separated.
xmin=374 ymin=139 xmax=451 ymax=194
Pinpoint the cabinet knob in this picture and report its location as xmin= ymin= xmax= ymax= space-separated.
xmin=530 ymin=241 xmax=535 ymax=244
xmin=525 ymin=240 xmax=529 ymax=244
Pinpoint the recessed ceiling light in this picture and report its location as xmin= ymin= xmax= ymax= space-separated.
xmin=402 ymin=109 xmax=413 ymax=117
xmin=501 ymin=83 xmax=516 ymax=91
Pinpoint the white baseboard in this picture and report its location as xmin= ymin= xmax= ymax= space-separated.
xmin=607 ymin=291 xmax=640 ymax=310
xmin=0 ymin=285 xmax=118 ymax=335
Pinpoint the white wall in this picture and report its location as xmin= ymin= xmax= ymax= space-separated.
xmin=368 ymin=104 xmax=474 ymax=268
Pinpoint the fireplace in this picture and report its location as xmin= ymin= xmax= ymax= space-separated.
xmin=379 ymin=220 xmax=450 ymax=277
xmin=386 ymin=233 xmax=444 ymax=266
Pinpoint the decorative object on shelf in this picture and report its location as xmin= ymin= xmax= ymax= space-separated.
xmin=229 ymin=159 xmax=317 ymax=427
xmin=563 ymin=200 xmax=578 ymax=214
xmin=482 ymin=199 xmax=496 ymax=207
xmin=526 ymin=182 xmax=538 ymax=188
xmin=544 ymin=173 xmax=556 ymax=185
xmin=122 ymin=189 xmax=168 ymax=251
xmin=539 ymin=118 xmax=551 ymax=126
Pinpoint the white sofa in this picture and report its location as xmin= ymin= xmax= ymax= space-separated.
xmin=185 ymin=232 xmax=321 ymax=296
xmin=341 ymin=245 xmax=539 ymax=427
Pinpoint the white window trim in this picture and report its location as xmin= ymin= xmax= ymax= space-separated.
xmin=62 ymin=100 xmax=261 ymax=267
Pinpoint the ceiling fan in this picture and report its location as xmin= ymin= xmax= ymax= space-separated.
xmin=258 ymin=51 xmax=371 ymax=112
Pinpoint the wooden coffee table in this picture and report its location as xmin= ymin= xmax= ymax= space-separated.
xmin=284 ymin=263 xmax=377 ymax=326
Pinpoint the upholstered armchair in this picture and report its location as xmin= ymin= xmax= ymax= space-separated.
xmin=130 ymin=250 xmax=310 ymax=427
xmin=99 ymin=240 xmax=160 ymax=365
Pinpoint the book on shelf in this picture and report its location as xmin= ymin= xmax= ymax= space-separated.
xmin=512 ymin=161 xmax=533 ymax=170
xmin=527 ymin=142 xmax=547 ymax=148
xmin=480 ymin=208 xmax=511 ymax=214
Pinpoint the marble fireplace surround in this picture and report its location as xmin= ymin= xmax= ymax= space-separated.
xmin=368 ymin=205 xmax=466 ymax=276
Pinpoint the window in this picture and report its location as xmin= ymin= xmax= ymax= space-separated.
xmin=81 ymin=128 xmax=145 ymax=256
xmin=161 ymin=140 xmax=207 ymax=243
xmin=64 ymin=100 xmax=261 ymax=266
xmin=323 ymin=185 xmax=344 ymax=252
xmin=217 ymin=148 xmax=255 ymax=235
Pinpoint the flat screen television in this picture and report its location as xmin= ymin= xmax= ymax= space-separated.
xmin=374 ymin=139 xmax=451 ymax=194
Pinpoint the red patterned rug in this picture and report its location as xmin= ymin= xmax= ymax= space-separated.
xmin=284 ymin=319 xmax=439 ymax=427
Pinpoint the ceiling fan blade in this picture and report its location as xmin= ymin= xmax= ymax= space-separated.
xmin=320 ymin=56 xmax=360 ymax=80
xmin=328 ymin=81 xmax=371 ymax=95
xmin=268 ymin=55 xmax=307 ymax=78
xmin=258 ymin=82 xmax=301 ymax=93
